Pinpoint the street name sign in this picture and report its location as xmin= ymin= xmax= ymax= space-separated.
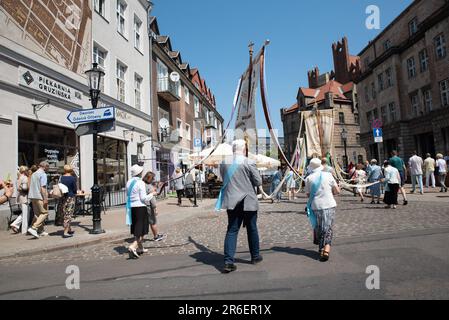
xmin=67 ymin=106 xmax=115 ymax=124
xmin=373 ymin=128 xmax=383 ymax=143
xmin=75 ymin=119 xmax=115 ymax=136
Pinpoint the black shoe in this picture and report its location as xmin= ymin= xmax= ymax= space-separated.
xmin=251 ymin=256 xmax=263 ymax=265
xmin=223 ymin=264 xmax=237 ymax=273
xmin=403 ymin=200 xmax=408 ymax=205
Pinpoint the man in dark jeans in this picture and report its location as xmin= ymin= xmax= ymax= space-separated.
xmin=219 ymin=139 xmax=263 ymax=273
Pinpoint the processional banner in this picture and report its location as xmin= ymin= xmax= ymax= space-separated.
xmin=303 ymin=110 xmax=334 ymax=158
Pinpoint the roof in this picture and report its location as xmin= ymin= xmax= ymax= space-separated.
xmin=283 ymin=103 xmax=299 ymax=114
xmin=349 ymin=55 xmax=360 ymax=66
xmin=298 ymin=80 xmax=352 ymax=106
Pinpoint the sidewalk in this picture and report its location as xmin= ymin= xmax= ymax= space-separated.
xmin=0 ymin=198 xmax=216 ymax=261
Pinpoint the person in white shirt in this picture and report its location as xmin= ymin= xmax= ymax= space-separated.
xmin=126 ymin=164 xmax=157 ymax=259
xmin=436 ymin=153 xmax=448 ymax=192
xmin=424 ymin=153 xmax=436 ymax=188
xmin=382 ymin=161 xmax=401 ymax=209
xmin=408 ymin=151 xmax=424 ymax=194
xmin=305 ymin=158 xmax=340 ymax=262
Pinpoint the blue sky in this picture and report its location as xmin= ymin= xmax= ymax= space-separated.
xmin=152 ymin=0 xmax=413 ymax=136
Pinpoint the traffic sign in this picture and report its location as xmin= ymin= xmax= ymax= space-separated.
xmin=67 ymin=106 xmax=115 ymax=124
xmin=194 ymin=137 xmax=202 ymax=148
xmin=372 ymin=118 xmax=383 ymax=129
xmin=75 ymin=119 xmax=116 ymax=136
xmin=373 ymin=128 xmax=383 ymax=143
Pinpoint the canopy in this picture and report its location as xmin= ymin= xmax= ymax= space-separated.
xmin=249 ymin=153 xmax=281 ymax=169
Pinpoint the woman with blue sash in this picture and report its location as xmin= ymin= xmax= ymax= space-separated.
xmin=270 ymin=167 xmax=283 ymax=203
xmin=305 ymin=158 xmax=340 ymax=262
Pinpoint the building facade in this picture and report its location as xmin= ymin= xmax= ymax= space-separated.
xmin=357 ymin=0 xmax=449 ymax=162
xmin=149 ymin=17 xmax=223 ymax=183
xmin=282 ymin=37 xmax=366 ymax=167
xmin=0 ymin=0 xmax=153 ymax=227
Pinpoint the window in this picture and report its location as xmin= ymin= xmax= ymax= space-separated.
xmin=176 ymin=80 xmax=181 ymax=98
xmin=356 ymin=134 xmax=360 ymax=145
xmin=177 ymin=119 xmax=183 ymax=138
xmin=383 ymin=40 xmax=392 ymax=51
xmin=419 ymin=49 xmax=429 ymax=72
xmin=366 ymin=111 xmax=373 ymax=126
xmin=423 ymin=89 xmax=432 ymax=112
xmin=339 ymin=112 xmax=345 ymax=124
xmin=156 ymin=59 xmax=168 ymax=91
xmin=389 ymin=102 xmax=397 ymax=122
xmin=93 ymin=45 xmax=107 ymax=68
xmin=373 ymin=108 xmax=379 ymax=119
xmin=385 ymin=68 xmax=393 ymax=87
xmin=134 ymin=74 xmax=142 ymax=110
xmin=440 ymin=79 xmax=449 ymax=107
xmin=354 ymin=113 xmax=359 ymax=124
xmin=184 ymin=86 xmax=190 ymax=104
xmin=408 ymin=17 xmax=418 ymax=36
xmin=364 ymin=86 xmax=369 ymax=102
xmin=93 ymin=45 xmax=107 ymax=91
xmin=185 ymin=124 xmax=191 ymax=141
xmin=434 ymin=34 xmax=447 ymax=60
xmin=407 ymin=57 xmax=416 ymax=78
xmin=411 ymin=93 xmax=420 ymax=117
xmin=378 ymin=73 xmax=384 ymax=91
xmin=116 ymin=0 xmax=126 ymax=36
xmin=364 ymin=57 xmax=370 ymax=69
xmin=194 ymin=96 xmax=200 ymax=118
xmin=94 ymin=0 xmax=105 ymax=17
xmin=116 ymin=62 xmax=126 ymax=103
xmin=381 ymin=105 xmax=388 ymax=123
xmin=134 ymin=17 xmax=142 ymax=51
xmin=371 ymin=82 xmax=376 ymax=99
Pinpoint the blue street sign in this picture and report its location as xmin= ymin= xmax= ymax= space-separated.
xmin=67 ymin=106 xmax=115 ymax=124
xmin=373 ymin=128 xmax=382 ymax=138
xmin=194 ymin=137 xmax=202 ymax=148
xmin=373 ymin=128 xmax=383 ymax=143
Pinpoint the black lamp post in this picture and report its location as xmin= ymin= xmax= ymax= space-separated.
xmin=341 ymin=128 xmax=349 ymax=170
xmin=85 ymin=62 xmax=105 ymax=234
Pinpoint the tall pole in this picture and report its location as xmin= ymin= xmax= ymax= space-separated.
xmin=90 ymin=89 xmax=104 ymax=234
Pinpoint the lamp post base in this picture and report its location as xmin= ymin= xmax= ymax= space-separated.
xmin=90 ymin=183 xmax=105 ymax=234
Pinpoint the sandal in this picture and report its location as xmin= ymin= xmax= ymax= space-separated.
xmin=10 ymin=226 xmax=19 ymax=234
xmin=320 ymin=250 xmax=330 ymax=262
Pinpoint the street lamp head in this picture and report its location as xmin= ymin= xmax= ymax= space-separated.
xmin=85 ymin=63 xmax=105 ymax=92
xmin=341 ymin=128 xmax=348 ymax=141
xmin=85 ymin=63 xmax=105 ymax=108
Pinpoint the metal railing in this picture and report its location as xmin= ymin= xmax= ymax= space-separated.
xmin=157 ymin=76 xmax=179 ymax=98
xmin=105 ymin=190 xmax=127 ymax=207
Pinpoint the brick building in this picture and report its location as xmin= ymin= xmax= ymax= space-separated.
xmin=281 ymin=37 xmax=366 ymax=167
xmin=149 ymin=17 xmax=223 ymax=182
xmin=357 ymin=0 xmax=449 ymax=162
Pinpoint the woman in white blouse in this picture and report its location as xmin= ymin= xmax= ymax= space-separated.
xmin=10 ymin=166 xmax=29 ymax=234
xmin=126 ymin=165 xmax=157 ymax=259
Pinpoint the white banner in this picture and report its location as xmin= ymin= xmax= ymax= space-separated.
xmin=303 ymin=110 xmax=334 ymax=158
xmin=18 ymin=67 xmax=83 ymax=104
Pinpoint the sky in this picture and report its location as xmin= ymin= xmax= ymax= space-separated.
xmin=151 ymin=0 xmax=414 ymax=137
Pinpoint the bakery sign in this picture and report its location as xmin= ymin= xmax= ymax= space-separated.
xmin=18 ymin=66 xmax=83 ymax=104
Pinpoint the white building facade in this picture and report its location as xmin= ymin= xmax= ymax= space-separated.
xmin=0 ymin=0 xmax=153 ymax=227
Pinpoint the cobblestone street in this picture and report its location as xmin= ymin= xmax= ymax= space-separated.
xmin=2 ymin=191 xmax=449 ymax=266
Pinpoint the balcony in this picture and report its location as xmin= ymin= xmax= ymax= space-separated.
xmin=157 ymin=77 xmax=180 ymax=102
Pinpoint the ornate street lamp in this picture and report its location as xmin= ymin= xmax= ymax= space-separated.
xmin=341 ymin=128 xmax=349 ymax=170
xmin=85 ymin=62 xmax=105 ymax=234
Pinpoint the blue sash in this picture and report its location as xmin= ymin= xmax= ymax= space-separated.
xmin=126 ymin=179 xmax=138 ymax=226
xmin=215 ymin=161 xmax=239 ymax=212
xmin=306 ymin=172 xmax=322 ymax=229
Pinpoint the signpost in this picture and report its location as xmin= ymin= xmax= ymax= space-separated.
xmin=373 ymin=128 xmax=383 ymax=143
xmin=372 ymin=118 xmax=383 ymax=162
xmin=67 ymin=106 xmax=115 ymax=124
xmin=75 ymin=119 xmax=115 ymax=136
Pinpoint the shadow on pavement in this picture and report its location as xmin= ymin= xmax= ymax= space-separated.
xmin=270 ymin=246 xmax=319 ymax=261
xmin=188 ymin=236 xmax=249 ymax=273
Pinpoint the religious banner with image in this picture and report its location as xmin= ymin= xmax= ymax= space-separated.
xmin=303 ymin=109 xmax=334 ymax=158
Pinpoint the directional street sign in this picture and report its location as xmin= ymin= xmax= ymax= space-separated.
xmin=75 ymin=119 xmax=116 ymax=136
xmin=67 ymin=106 xmax=115 ymax=124
xmin=373 ymin=128 xmax=383 ymax=143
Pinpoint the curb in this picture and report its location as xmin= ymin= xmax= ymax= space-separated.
xmin=0 ymin=232 xmax=130 ymax=261
xmin=0 ymin=201 xmax=217 ymax=261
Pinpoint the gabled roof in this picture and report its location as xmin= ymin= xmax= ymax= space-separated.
xmin=341 ymin=81 xmax=354 ymax=93
xmin=298 ymin=80 xmax=351 ymax=106
xmin=156 ymin=35 xmax=172 ymax=51
xmin=283 ymin=103 xmax=299 ymax=114
xmin=149 ymin=16 xmax=160 ymax=35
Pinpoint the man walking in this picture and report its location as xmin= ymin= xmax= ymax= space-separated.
xmin=389 ymin=151 xmax=408 ymax=205
xmin=218 ymin=140 xmax=263 ymax=273
xmin=27 ymin=161 xmax=49 ymax=238
xmin=436 ymin=153 xmax=448 ymax=192
xmin=409 ymin=151 xmax=424 ymax=194
xmin=424 ymin=153 xmax=436 ymax=188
